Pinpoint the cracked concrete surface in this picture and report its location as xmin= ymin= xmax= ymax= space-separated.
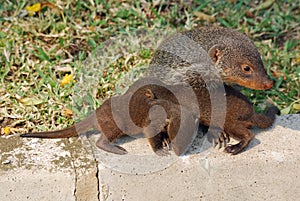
xmin=0 ymin=137 xmax=99 ymax=201
xmin=0 ymin=114 xmax=299 ymax=201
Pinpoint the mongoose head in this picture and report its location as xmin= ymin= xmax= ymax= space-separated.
xmin=208 ymin=40 xmax=273 ymax=90
xmin=149 ymin=27 xmax=274 ymax=89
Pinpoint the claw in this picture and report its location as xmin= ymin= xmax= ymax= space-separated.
xmin=224 ymin=143 xmax=243 ymax=155
xmin=155 ymin=147 xmax=170 ymax=156
xmin=212 ymin=138 xmax=216 ymax=147
xmin=221 ymin=131 xmax=230 ymax=144
xmin=162 ymin=138 xmax=171 ymax=150
xmin=211 ymin=130 xmax=232 ymax=149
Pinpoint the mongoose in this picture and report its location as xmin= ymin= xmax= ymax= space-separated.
xmin=126 ymin=78 xmax=280 ymax=155
xmin=21 ymin=27 xmax=276 ymax=155
xmin=20 ymin=80 xmax=199 ymax=156
xmin=147 ymin=26 xmax=275 ymax=148
xmin=21 ymin=77 xmax=279 ymax=155
xmin=147 ymin=26 xmax=273 ymax=90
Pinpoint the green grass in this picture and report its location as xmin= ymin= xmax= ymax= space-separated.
xmin=0 ymin=0 xmax=299 ymax=134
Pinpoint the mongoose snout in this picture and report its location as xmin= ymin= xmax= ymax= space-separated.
xmin=263 ymin=80 xmax=273 ymax=89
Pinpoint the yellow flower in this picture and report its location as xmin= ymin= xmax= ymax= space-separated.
xmin=4 ymin=127 xmax=10 ymax=135
xmin=26 ymin=3 xmax=41 ymax=16
xmin=61 ymin=74 xmax=73 ymax=87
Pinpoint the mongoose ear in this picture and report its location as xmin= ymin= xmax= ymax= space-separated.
xmin=145 ymin=89 xmax=155 ymax=99
xmin=208 ymin=44 xmax=226 ymax=63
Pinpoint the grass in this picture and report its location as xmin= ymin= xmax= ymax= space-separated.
xmin=0 ymin=0 xmax=299 ymax=134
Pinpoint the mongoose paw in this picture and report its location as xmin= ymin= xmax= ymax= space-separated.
xmin=162 ymin=138 xmax=171 ymax=149
xmin=96 ymin=138 xmax=128 ymax=155
xmin=207 ymin=131 xmax=220 ymax=144
xmin=224 ymin=143 xmax=243 ymax=155
xmin=207 ymin=126 xmax=224 ymax=145
xmin=220 ymin=131 xmax=230 ymax=145
xmin=113 ymin=145 xmax=129 ymax=155
xmin=155 ymin=147 xmax=170 ymax=156
xmin=155 ymin=139 xmax=171 ymax=156
xmin=101 ymin=144 xmax=128 ymax=155
xmin=212 ymin=131 xmax=230 ymax=149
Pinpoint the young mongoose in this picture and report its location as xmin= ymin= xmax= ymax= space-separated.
xmin=128 ymin=78 xmax=280 ymax=155
xmin=20 ymin=79 xmax=199 ymax=156
xmin=147 ymin=26 xmax=273 ymax=90
xmin=21 ymin=77 xmax=279 ymax=155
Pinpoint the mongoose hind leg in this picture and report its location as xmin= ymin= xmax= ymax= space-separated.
xmin=96 ymin=134 xmax=128 ymax=155
xmin=224 ymin=122 xmax=255 ymax=155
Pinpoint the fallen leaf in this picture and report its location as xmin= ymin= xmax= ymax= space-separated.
xmin=62 ymin=108 xmax=73 ymax=117
xmin=61 ymin=74 xmax=73 ymax=87
xmin=89 ymin=26 xmax=95 ymax=32
xmin=280 ymin=106 xmax=291 ymax=115
xmin=227 ymin=0 xmax=237 ymax=3
xmin=253 ymin=0 xmax=275 ymax=11
xmin=245 ymin=10 xmax=254 ymax=18
xmin=293 ymin=103 xmax=300 ymax=110
xmin=26 ymin=3 xmax=41 ymax=16
xmin=194 ymin=11 xmax=216 ymax=22
xmin=41 ymin=2 xmax=57 ymax=9
xmin=19 ymin=97 xmax=44 ymax=106
xmin=271 ymin=70 xmax=287 ymax=80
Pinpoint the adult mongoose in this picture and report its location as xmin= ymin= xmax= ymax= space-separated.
xmin=147 ymin=26 xmax=276 ymax=148
xmin=147 ymin=26 xmax=273 ymax=90
xmin=21 ymin=77 xmax=279 ymax=156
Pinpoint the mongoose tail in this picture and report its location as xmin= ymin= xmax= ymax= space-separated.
xmin=251 ymin=105 xmax=280 ymax=129
xmin=20 ymin=113 xmax=96 ymax=138
xmin=20 ymin=126 xmax=77 ymax=138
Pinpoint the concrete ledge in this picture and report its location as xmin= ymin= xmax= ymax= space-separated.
xmin=0 ymin=114 xmax=299 ymax=201
xmin=0 ymin=137 xmax=98 ymax=201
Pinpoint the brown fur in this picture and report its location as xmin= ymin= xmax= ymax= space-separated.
xmin=147 ymin=26 xmax=273 ymax=90
xmin=21 ymin=77 xmax=279 ymax=156
xmin=21 ymin=27 xmax=277 ymax=155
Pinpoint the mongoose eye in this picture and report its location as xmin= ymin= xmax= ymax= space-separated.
xmin=243 ymin=66 xmax=251 ymax=71
xmin=241 ymin=65 xmax=253 ymax=74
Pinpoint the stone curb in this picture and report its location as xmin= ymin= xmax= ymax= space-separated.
xmin=0 ymin=114 xmax=299 ymax=201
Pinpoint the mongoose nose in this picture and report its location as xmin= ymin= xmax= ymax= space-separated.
xmin=264 ymin=80 xmax=273 ymax=89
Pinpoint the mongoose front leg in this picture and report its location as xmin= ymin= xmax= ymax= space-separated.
xmin=224 ymin=122 xmax=254 ymax=155
xmin=168 ymin=115 xmax=199 ymax=156
xmin=143 ymin=119 xmax=170 ymax=156
xmin=143 ymin=102 xmax=173 ymax=156
xmin=96 ymin=134 xmax=128 ymax=155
